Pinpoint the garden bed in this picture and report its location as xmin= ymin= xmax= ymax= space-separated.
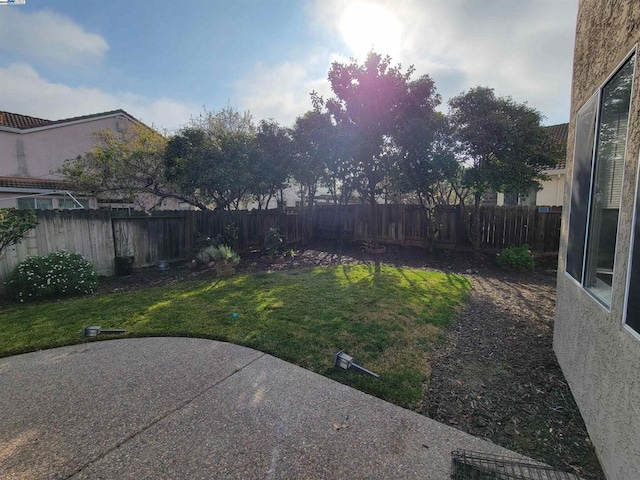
xmin=93 ymin=241 xmax=604 ymax=478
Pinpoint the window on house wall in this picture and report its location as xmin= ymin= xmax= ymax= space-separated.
xmin=565 ymin=53 xmax=635 ymax=308
xmin=57 ymin=198 xmax=88 ymax=209
xmin=626 ymin=152 xmax=640 ymax=337
xmin=17 ymin=197 xmax=53 ymax=210
xmin=503 ymin=192 xmax=519 ymax=206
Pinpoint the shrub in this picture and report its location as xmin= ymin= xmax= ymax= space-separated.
xmin=5 ymin=251 xmax=98 ymax=302
xmin=195 ymin=244 xmax=239 ymax=265
xmin=496 ymin=244 xmax=535 ymax=270
xmin=211 ymin=244 xmax=240 ymax=264
xmin=196 ymin=245 xmax=218 ymax=264
xmin=265 ymin=227 xmax=283 ymax=258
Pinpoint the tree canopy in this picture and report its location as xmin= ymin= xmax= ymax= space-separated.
xmin=59 ymin=122 xmax=188 ymax=210
xmin=165 ymin=107 xmax=259 ymax=210
xmin=324 ymin=51 xmax=443 ymax=244
xmin=448 ymin=86 xmax=561 ymax=203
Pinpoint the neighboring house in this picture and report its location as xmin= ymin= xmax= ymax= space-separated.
xmin=555 ymin=2 xmax=640 ymax=479
xmin=493 ymin=123 xmax=568 ymax=207
xmin=0 ymin=109 xmax=187 ymax=211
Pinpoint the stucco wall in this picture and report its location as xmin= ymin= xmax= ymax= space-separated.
xmin=0 ymin=116 xmax=124 ymax=179
xmin=554 ymin=1 xmax=640 ymax=479
xmin=496 ymin=170 xmax=565 ymax=207
xmin=536 ymin=171 xmax=566 ymax=207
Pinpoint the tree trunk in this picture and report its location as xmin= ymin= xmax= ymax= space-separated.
xmin=369 ymin=186 xmax=378 ymax=248
xmin=472 ymin=192 xmax=481 ymax=256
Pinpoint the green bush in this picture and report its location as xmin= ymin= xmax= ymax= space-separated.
xmin=195 ymin=244 xmax=239 ymax=265
xmin=5 ymin=251 xmax=98 ymax=302
xmin=265 ymin=227 xmax=284 ymax=258
xmin=496 ymin=244 xmax=535 ymax=270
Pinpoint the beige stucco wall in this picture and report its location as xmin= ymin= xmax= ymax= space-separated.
xmin=536 ymin=170 xmax=566 ymax=207
xmin=554 ymin=1 xmax=640 ymax=479
xmin=496 ymin=169 xmax=566 ymax=207
xmin=0 ymin=116 xmax=128 ymax=179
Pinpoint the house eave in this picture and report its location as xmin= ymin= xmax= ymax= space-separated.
xmin=0 ymin=111 xmax=140 ymax=134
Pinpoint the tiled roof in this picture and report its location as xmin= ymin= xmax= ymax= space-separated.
xmin=545 ymin=123 xmax=568 ymax=169
xmin=0 ymin=111 xmax=50 ymax=129
xmin=0 ymin=109 xmax=137 ymax=130
xmin=545 ymin=123 xmax=568 ymax=146
xmin=0 ymin=176 xmax=72 ymax=190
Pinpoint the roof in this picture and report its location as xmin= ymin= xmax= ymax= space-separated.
xmin=0 ymin=111 xmax=50 ymax=129
xmin=544 ymin=123 xmax=568 ymax=169
xmin=545 ymin=123 xmax=568 ymax=146
xmin=0 ymin=176 xmax=73 ymax=190
xmin=0 ymin=109 xmax=140 ymax=131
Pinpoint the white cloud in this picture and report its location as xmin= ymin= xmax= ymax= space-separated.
xmin=0 ymin=9 xmax=109 ymax=66
xmin=0 ymin=63 xmax=195 ymax=132
xmin=310 ymin=0 xmax=578 ymax=124
xmin=235 ymin=60 xmax=333 ymax=127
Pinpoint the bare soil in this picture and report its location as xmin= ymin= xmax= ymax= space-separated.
xmin=96 ymin=241 xmax=604 ymax=479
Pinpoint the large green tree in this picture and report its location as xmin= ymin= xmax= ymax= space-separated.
xmin=325 ymin=52 xmax=443 ymax=246
xmin=448 ymin=86 xmax=561 ymax=251
xmin=165 ymin=107 xmax=258 ymax=210
xmin=59 ymin=123 xmax=199 ymax=210
xmin=291 ymin=107 xmax=336 ymax=239
xmin=253 ymin=119 xmax=294 ymax=210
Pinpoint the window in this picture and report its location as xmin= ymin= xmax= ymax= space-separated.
xmin=57 ymin=198 xmax=87 ymax=209
xmin=626 ymin=152 xmax=640 ymax=336
xmin=17 ymin=197 xmax=53 ymax=210
xmin=566 ymin=53 xmax=635 ymax=308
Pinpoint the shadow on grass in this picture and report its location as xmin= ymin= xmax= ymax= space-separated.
xmin=0 ymin=265 xmax=470 ymax=409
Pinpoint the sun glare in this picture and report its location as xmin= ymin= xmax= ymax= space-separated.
xmin=338 ymin=2 xmax=403 ymax=60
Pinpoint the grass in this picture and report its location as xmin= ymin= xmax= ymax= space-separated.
xmin=0 ymin=264 xmax=470 ymax=409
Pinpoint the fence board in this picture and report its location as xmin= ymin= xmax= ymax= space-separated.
xmin=0 ymin=205 xmax=562 ymax=285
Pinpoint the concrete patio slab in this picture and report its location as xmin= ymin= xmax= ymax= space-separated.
xmin=1 ymin=338 xmax=534 ymax=479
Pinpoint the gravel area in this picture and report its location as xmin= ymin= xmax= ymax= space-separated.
xmin=96 ymin=240 xmax=604 ymax=479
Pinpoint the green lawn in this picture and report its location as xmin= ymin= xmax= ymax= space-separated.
xmin=0 ymin=265 xmax=470 ymax=409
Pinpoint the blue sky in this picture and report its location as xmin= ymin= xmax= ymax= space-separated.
xmin=0 ymin=0 xmax=578 ymax=132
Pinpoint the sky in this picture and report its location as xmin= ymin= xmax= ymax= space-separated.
xmin=0 ymin=0 xmax=579 ymax=132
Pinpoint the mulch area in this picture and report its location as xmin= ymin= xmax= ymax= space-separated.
xmin=95 ymin=241 xmax=604 ymax=479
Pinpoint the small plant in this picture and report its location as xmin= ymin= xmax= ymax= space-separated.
xmin=496 ymin=244 xmax=535 ymax=270
xmin=284 ymin=248 xmax=296 ymax=259
xmin=4 ymin=251 xmax=98 ymax=302
xmin=195 ymin=244 xmax=240 ymax=266
xmin=193 ymin=232 xmax=222 ymax=252
xmin=211 ymin=244 xmax=240 ymax=265
xmin=362 ymin=237 xmax=376 ymax=250
xmin=195 ymin=245 xmax=218 ymax=264
xmin=265 ymin=227 xmax=284 ymax=258
xmin=222 ymin=223 xmax=239 ymax=249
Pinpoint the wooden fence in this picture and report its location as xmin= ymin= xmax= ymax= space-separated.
xmin=0 ymin=205 xmax=561 ymax=283
xmin=312 ymin=204 xmax=562 ymax=253
xmin=0 ymin=209 xmax=115 ymax=279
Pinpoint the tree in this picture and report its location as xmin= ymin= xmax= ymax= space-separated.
xmin=325 ymin=51 xmax=442 ymax=246
xmin=253 ymin=119 xmax=294 ymax=210
xmin=393 ymin=112 xmax=460 ymax=249
xmin=165 ymin=106 xmax=258 ymax=210
xmin=59 ymin=122 xmax=194 ymax=211
xmin=0 ymin=209 xmax=38 ymax=258
xmin=448 ymin=86 xmax=561 ymax=251
xmin=291 ymin=107 xmax=335 ymax=239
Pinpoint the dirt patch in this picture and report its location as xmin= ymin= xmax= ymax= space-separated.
xmin=95 ymin=241 xmax=604 ymax=478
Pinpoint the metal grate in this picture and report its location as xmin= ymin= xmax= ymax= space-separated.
xmin=451 ymin=450 xmax=582 ymax=480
